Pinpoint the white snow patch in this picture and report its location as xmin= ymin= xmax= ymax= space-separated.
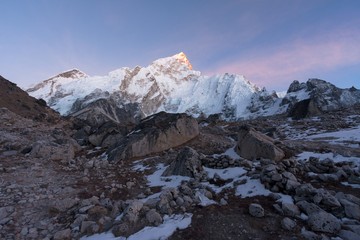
xmin=195 ymin=191 xmax=217 ymax=206
xmin=81 ymin=214 xmax=192 ymax=240
xmin=147 ymin=164 xmax=190 ymax=188
xmin=306 ymin=125 xmax=360 ymax=147
xmin=297 ymin=151 xmax=360 ymax=165
xmin=204 ymin=166 xmax=247 ymax=180
xmin=341 ymin=182 xmax=360 ymax=189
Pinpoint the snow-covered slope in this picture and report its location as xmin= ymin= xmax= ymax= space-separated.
xmin=27 ymin=53 xmax=360 ymax=121
xmin=27 ymin=53 xmax=262 ymax=119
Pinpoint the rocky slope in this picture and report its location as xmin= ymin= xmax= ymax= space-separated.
xmin=0 ymin=75 xmax=61 ymax=122
xmin=2 ymin=75 xmax=360 ymax=239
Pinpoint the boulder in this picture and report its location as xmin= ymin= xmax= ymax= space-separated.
xmin=281 ymin=217 xmax=296 ymax=230
xmin=235 ymin=125 xmax=285 ymax=161
xmin=338 ymin=230 xmax=360 ymax=240
xmin=162 ymin=147 xmax=204 ymax=178
xmin=307 ymin=211 xmax=341 ymax=233
xmin=249 ymin=203 xmax=265 ymax=218
xmin=107 ymin=112 xmax=199 ymax=162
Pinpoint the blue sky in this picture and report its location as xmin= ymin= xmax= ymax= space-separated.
xmin=1 ymin=0 xmax=359 ymax=91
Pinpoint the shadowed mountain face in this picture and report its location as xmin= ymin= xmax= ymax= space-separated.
xmin=0 ymin=75 xmax=60 ymax=122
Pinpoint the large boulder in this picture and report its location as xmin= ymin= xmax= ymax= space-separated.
xmin=162 ymin=147 xmax=204 ymax=178
xmin=235 ymin=125 xmax=285 ymax=161
xmin=107 ymin=112 xmax=199 ymax=162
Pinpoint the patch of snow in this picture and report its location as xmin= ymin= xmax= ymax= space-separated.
xmin=204 ymin=166 xmax=246 ymax=180
xmin=212 ymin=146 xmax=241 ymax=160
xmin=81 ymin=214 xmax=192 ymax=240
xmin=132 ymin=163 xmax=150 ymax=172
xmin=276 ymin=91 xmax=287 ymax=98
xmin=235 ymin=177 xmax=272 ymax=198
xmin=147 ymin=164 xmax=190 ymax=188
xmin=306 ymin=125 xmax=360 ymax=147
xmin=341 ymin=182 xmax=360 ymax=189
xmin=195 ymin=191 xmax=217 ymax=206
xmin=127 ymin=214 xmax=192 ymax=240
xmin=297 ymin=151 xmax=360 ymax=165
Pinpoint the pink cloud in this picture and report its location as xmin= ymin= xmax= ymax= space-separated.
xmin=211 ymin=27 xmax=360 ymax=89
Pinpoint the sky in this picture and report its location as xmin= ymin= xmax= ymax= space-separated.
xmin=1 ymin=0 xmax=360 ymax=91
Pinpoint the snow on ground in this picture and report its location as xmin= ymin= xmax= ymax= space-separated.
xmin=306 ymin=125 xmax=360 ymax=147
xmin=341 ymin=182 xmax=360 ymax=189
xmin=203 ymin=166 xmax=293 ymax=204
xmin=146 ymin=164 xmax=190 ymax=188
xmin=81 ymin=214 xmax=192 ymax=240
xmin=212 ymin=146 xmax=241 ymax=160
xmin=297 ymin=151 xmax=360 ymax=166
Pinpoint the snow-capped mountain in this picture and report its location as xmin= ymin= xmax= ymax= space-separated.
xmin=27 ymin=52 xmax=262 ymax=119
xmin=27 ymin=52 xmax=360 ymax=122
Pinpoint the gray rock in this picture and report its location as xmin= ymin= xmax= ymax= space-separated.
xmin=52 ymin=198 xmax=79 ymax=212
xmin=0 ymin=206 xmax=15 ymax=219
xmin=281 ymin=217 xmax=296 ymax=230
xmin=313 ymin=190 xmax=341 ymax=208
xmin=249 ymin=203 xmax=265 ymax=218
xmin=296 ymin=200 xmax=324 ymax=215
xmin=81 ymin=221 xmax=96 ymax=234
xmin=53 ymin=228 xmax=71 ymax=240
xmin=163 ymin=147 xmax=204 ymax=178
xmin=107 ymin=112 xmax=199 ymax=162
xmin=338 ymin=230 xmax=360 ymax=240
xmin=301 ymin=227 xmax=320 ymax=240
xmin=282 ymin=171 xmax=297 ymax=181
xmin=220 ymin=198 xmax=228 ymax=206
xmin=124 ymin=200 xmax=143 ymax=222
xmin=235 ymin=125 xmax=285 ymax=161
xmin=146 ymin=209 xmax=163 ymax=226
xmin=339 ymin=198 xmax=360 ymax=220
xmin=345 ymin=225 xmax=360 ymax=235
xmin=285 ymin=179 xmax=301 ymax=191
xmin=282 ymin=203 xmax=300 ymax=217
xmin=308 ymin=211 xmax=341 ymax=233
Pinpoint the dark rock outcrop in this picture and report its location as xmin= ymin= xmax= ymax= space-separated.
xmin=0 ymin=75 xmax=60 ymax=122
xmin=107 ymin=112 xmax=199 ymax=162
xmin=284 ymin=79 xmax=360 ymax=118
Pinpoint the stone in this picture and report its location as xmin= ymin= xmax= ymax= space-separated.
xmin=249 ymin=203 xmax=265 ymax=218
xmin=163 ymin=147 xmax=204 ymax=178
xmin=307 ymin=211 xmax=341 ymax=233
xmin=301 ymin=227 xmax=320 ymax=240
xmin=220 ymin=198 xmax=228 ymax=206
xmin=53 ymin=228 xmax=71 ymax=240
xmin=124 ymin=200 xmax=143 ymax=222
xmin=0 ymin=206 xmax=15 ymax=219
xmin=107 ymin=112 xmax=199 ymax=162
xmin=88 ymin=206 xmax=108 ymax=221
xmin=296 ymin=201 xmax=323 ymax=215
xmin=281 ymin=217 xmax=296 ymax=230
xmin=146 ymin=209 xmax=163 ymax=226
xmin=52 ymin=198 xmax=79 ymax=212
xmin=285 ymin=179 xmax=301 ymax=191
xmin=313 ymin=190 xmax=341 ymax=208
xmin=339 ymin=199 xmax=360 ymax=220
xmin=81 ymin=221 xmax=96 ymax=234
xmin=282 ymin=203 xmax=301 ymax=217
xmin=235 ymin=125 xmax=285 ymax=161
xmin=20 ymin=227 xmax=28 ymax=236
xmin=338 ymin=230 xmax=360 ymax=240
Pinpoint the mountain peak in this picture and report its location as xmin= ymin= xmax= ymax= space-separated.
xmin=174 ymin=52 xmax=193 ymax=70
xmin=48 ymin=68 xmax=88 ymax=80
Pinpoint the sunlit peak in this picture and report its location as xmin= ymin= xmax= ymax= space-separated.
xmin=175 ymin=52 xmax=193 ymax=70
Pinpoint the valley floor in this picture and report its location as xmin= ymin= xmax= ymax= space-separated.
xmin=1 ymin=106 xmax=360 ymax=240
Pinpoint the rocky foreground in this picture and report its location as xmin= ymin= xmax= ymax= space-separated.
xmin=1 ymin=97 xmax=360 ymax=239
